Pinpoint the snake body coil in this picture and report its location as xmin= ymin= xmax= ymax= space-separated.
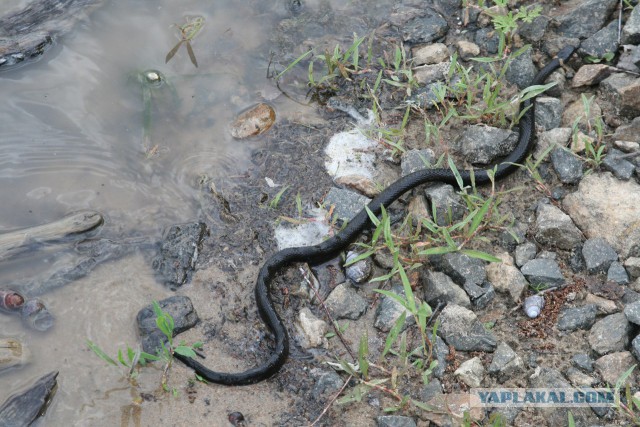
xmin=175 ymin=46 xmax=578 ymax=385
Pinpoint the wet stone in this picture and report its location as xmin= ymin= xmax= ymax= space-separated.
xmin=230 ymin=103 xmax=276 ymax=139
xmin=551 ymin=147 xmax=583 ymax=184
xmin=153 ymin=222 xmax=207 ymax=289
xmin=588 ymin=312 xmax=632 ymax=356
xmin=572 ymin=353 xmax=595 ymax=373
xmin=534 ymin=97 xmax=562 ymax=131
xmin=137 ymin=296 xmax=200 ymax=354
xmin=505 ymin=47 xmax=535 ymax=89
xmin=395 ymin=7 xmax=448 ymax=44
xmin=607 ymin=261 xmax=629 ymax=285
xmin=454 ymin=357 xmax=484 ymax=388
xmin=488 ymin=342 xmax=524 ymax=383
xmin=554 ymin=0 xmax=618 ymax=39
xmin=324 ymin=283 xmax=367 ymax=320
xmin=400 ymin=149 xmax=435 ymax=176
xmin=517 ymin=15 xmax=548 ymax=42
xmin=423 ymin=270 xmax=471 ymax=308
xmin=374 ymin=284 xmax=415 ymax=332
xmin=624 ymin=300 xmax=640 ymax=325
xmin=423 ymin=183 xmax=466 ymax=226
xmin=515 ymin=241 xmax=537 ymax=267
xmin=430 ymin=252 xmax=486 ymax=286
xmin=455 ymin=125 xmax=518 ymax=165
xmin=582 ymin=237 xmax=618 ymax=274
xmin=344 ymin=251 xmax=372 ymax=285
xmin=376 ymin=415 xmax=417 ymax=427
xmin=534 ymin=203 xmax=583 ymax=251
xmin=602 ymin=148 xmax=636 ymax=180
xmin=323 ymin=187 xmax=370 ymax=221
xmin=557 ymin=304 xmax=598 ymax=331
xmin=438 ymin=304 xmax=497 ymax=352
xmin=578 ymin=20 xmax=619 ymax=59
xmin=520 ymin=258 xmax=565 ymax=287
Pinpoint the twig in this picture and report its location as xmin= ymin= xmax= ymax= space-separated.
xmin=308 ymin=374 xmax=353 ymax=427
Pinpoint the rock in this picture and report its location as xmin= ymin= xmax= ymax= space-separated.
xmin=562 ymin=98 xmax=602 ymax=132
xmin=518 ymin=15 xmax=549 ymax=42
xmin=407 ymin=194 xmax=430 ymax=228
xmin=377 ymin=415 xmax=417 ymax=427
xmin=153 ymin=222 xmax=207 ymax=289
xmin=464 ymin=281 xmax=495 ymax=309
xmin=374 ymin=284 xmax=415 ymax=332
xmin=572 ymin=64 xmax=615 ymax=88
xmin=137 ymin=296 xmax=200 ymax=354
xmin=455 ymin=40 xmax=480 ymax=60
xmin=433 ymin=336 xmax=449 ymax=379
xmin=599 ymin=73 xmax=640 ymax=119
xmin=430 ymin=252 xmax=486 ymax=286
xmin=515 ymin=241 xmax=537 ymax=267
xmin=569 ymin=243 xmax=587 ymax=272
xmin=624 ymin=300 xmax=640 ymax=325
xmin=528 ymin=368 xmax=592 ymax=425
xmin=230 ymin=103 xmax=276 ymax=139
xmin=423 ymin=183 xmax=466 ymax=226
xmin=412 ymin=43 xmax=449 ymax=65
xmin=566 ymin=367 xmax=598 ymax=387
xmin=413 ymin=61 xmax=450 ymax=85
xmin=486 ymin=253 xmax=528 ymax=303
xmin=488 ymin=342 xmax=524 ymax=382
xmin=588 ymin=312 xmax=632 ymax=356
xmin=0 ymin=338 xmax=30 ymax=372
xmin=334 ymin=175 xmax=379 ymax=198
xmin=601 ymin=148 xmax=636 ymax=180
xmin=557 ymin=304 xmax=598 ymax=331
xmin=534 ymin=97 xmax=563 ymax=131
xmin=585 ymin=293 xmax=619 ymax=315
xmin=475 ymin=27 xmax=499 ymax=54
xmin=325 ymin=283 xmax=367 ymax=320
xmin=572 ymin=353 xmax=595 ymax=372
xmin=0 ymin=371 xmax=58 ymax=427
xmin=520 ymin=258 xmax=565 ymax=287
xmin=622 ymin=4 xmax=640 ymax=44
xmin=633 ymin=335 xmax=640 ymax=361
xmin=613 ymin=140 xmax=640 ymax=152
xmin=325 ymin=125 xmax=377 ymax=180
xmin=344 ymin=251 xmax=372 ymax=285
xmin=582 ymin=237 xmax=618 ymax=274
xmin=534 ymin=203 xmax=583 ymax=250
xmin=624 ymin=257 xmax=640 ymax=279
xmin=401 ymin=149 xmax=435 ymax=176
xmin=534 ymin=127 xmax=572 ymax=159
xmin=594 ymin=351 xmax=638 ymax=385
xmin=423 ymin=270 xmax=471 ymax=308
xmin=505 ymin=47 xmax=535 ymax=89
xmin=455 ymin=125 xmax=519 ymax=164
xmin=311 ymin=369 xmax=343 ymax=399
xmin=550 ymin=147 xmax=583 ymax=184
xmin=563 ymin=173 xmax=640 ymax=257
xmin=578 ymin=21 xmax=619 ymax=59
xmin=323 ymin=188 xmax=370 ymax=221
xmin=274 ymin=209 xmax=331 ymax=251
xmin=393 ymin=7 xmax=448 ymax=44
xmin=554 ymin=0 xmax=618 ymax=39
xmin=617 ymin=44 xmax=640 ymax=73
xmin=607 ymin=261 xmax=629 ymax=285
xmin=420 ymin=378 xmax=443 ymax=402
xmin=295 ymin=307 xmax=328 ymax=349
xmin=570 ymin=131 xmax=593 ymax=154
xmin=438 ymin=304 xmax=497 ymax=352
xmin=613 ymin=116 xmax=640 ymax=143
xmin=454 ymin=357 xmax=484 ymax=388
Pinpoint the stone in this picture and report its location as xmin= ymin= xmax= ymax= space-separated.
xmin=622 ymin=4 xmax=640 ymax=44
xmin=344 ymin=251 xmax=372 ymax=285
xmin=454 ymin=357 xmax=485 ymax=388
xmin=311 ymin=370 xmax=343 ymax=399
xmin=607 ymin=261 xmax=629 ymax=285
xmin=562 ymin=98 xmax=602 ymax=132
xmin=423 ymin=270 xmax=471 ymax=308
xmin=394 ymin=7 xmax=448 ymax=44
xmin=550 ymin=147 xmax=583 ymax=184
xmin=563 ymin=173 xmax=640 ymax=258
xmin=565 ymin=367 xmax=598 ymax=387
xmin=295 ymin=307 xmax=328 ymax=349
xmin=433 ymin=336 xmax=449 ymax=379
xmin=624 ymin=257 xmax=640 ymax=279
xmin=601 ymin=148 xmax=636 ymax=180
xmin=518 ymin=15 xmax=549 ymax=42
xmin=412 ymin=43 xmax=449 ymax=65
xmin=474 ymin=27 xmax=499 ymax=54
xmin=624 ymin=300 xmax=640 ymax=325
xmin=153 ymin=222 xmax=207 ymax=289
xmin=335 ymin=175 xmax=379 ymax=198
xmin=486 ymin=252 xmax=528 ymax=303
xmin=582 ymin=237 xmax=618 ymax=274
xmin=374 ymin=284 xmax=415 ymax=332
xmin=520 ymin=258 xmax=565 ymax=287
xmin=423 ymin=183 xmax=467 ymax=226
xmin=534 ymin=127 xmax=572 ymax=160
xmin=377 ymin=415 xmax=417 ymax=427
xmin=588 ymin=312 xmax=632 ymax=356
xmin=401 ymin=149 xmax=435 ymax=176
xmin=554 ymin=0 xmax=618 ymax=39
xmin=420 ymin=378 xmax=443 ymax=402
xmin=324 ymin=283 xmax=367 ymax=320
xmin=571 ymin=64 xmax=615 ymax=88
xmin=572 ymin=353 xmax=595 ymax=372
xmin=323 ymin=188 xmax=370 ymax=221
xmin=455 ymin=125 xmax=519 ymax=164
xmin=438 ymin=304 xmax=497 ymax=352
xmin=579 ymin=21 xmax=619 ymax=59
xmin=612 ymin=110 xmax=640 ymax=142
xmin=584 ymin=293 xmax=619 ymax=315
xmin=534 ymin=97 xmax=563 ymax=131
xmin=528 ymin=368 xmax=593 ymax=425
xmin=633 ymin=335 xmax=640 ymax=362
xmin=464 ymin=281 xmax=495 ymax=309
xmin=455 ymin=40 xmax=480 ymax=60
xmin=487 ymin=342 xmax=524 ymax=382
xmin=594 ymin=351 xmax=638 ymax=385
xmin=230 ymin=103 xmax=276 ymax=139
xmin=137 ymin=296 xmax=200 ymax=354
xmin=557 ymin=304 xmax=598 ymax=331
xmin=413 ymin=61 xmax=450 ymax=85
xmin=613 ymin=140 xmax=640 ymax=152
xmin=534 ymin=203 xmax=583 ymax=251
xmin=430 ymin=252 xmax=486 ymax=286
xmin=515 ymin=242 xmax=537 ymax=267
xmin=599 ymin=73 xmax=640 ymax=119
xmin=505 ymin=47 xmax=535 ymax=89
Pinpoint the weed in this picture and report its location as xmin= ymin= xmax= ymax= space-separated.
xmin=584 ymin=52 xmax=615 ymax=64
xmin=611 ymin=364 xmax=640 ymax=424
xmin=571 ymin=94 xmax=607 ymax=168
xmin=268 ymin=185 xmax=290 ymax=209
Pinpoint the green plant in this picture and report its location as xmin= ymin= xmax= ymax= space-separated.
xmin=483 ymin=1 xmax=542 ymax=54
xmin=584 ymin=52 xmax=615 ymax=64
xmin=611 ymin=365 xmax=640 ymax=424
xmin=572 ymin=94 xmax=607 ymax=168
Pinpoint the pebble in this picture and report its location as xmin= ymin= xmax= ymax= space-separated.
xmin=520 ymin=258 xmax=565 ymax=287
xmin=136 ymin=296 xmax=200 ymax=354
xmin=534 ymin=97 xmax=562 ymax=131
xmin=607 ymin=261 xmax=629 ymax=285
xmin=455 ymin=40 xmax=480 ymax=60
xmin=550 ymin=147 xmax=583 ymax=184
xmin=633 ymin=335 xmax=640 ymax=362
xmin=578 ymin=21 xmax=619 ymax=59
xmin=323 ymin=187 xmax=370 ymax=221
xmin=430 ymin=252 xmax=486 ymax=286
xmin=454 ymin=357 xmax=484 ymax=388
xmin=423 ymin=183 xmax=466 ymax=226
xmin=400 ymin=149 xmax=435 ymax=176
xmin=624 ymin=300 xmax=640 ymax=325
xmin=515 ymin=241 xmax=537 ymax=267
xmin=376 ymin=415 xmax=417 ymax=427
xmin=554 ymin=0 xmax=617 ymax=39
xmin=624 ymin=257 xmax=640 ymax=279
xmin=438 ymin=304 xmax=497 ymax=352
xmin=229 ymin=103 xmax=276 ymax=139
xmin=534 ymin=203 xmax=583 ymax=251
xmin=572 ymin=353 xmax=595 ymax=373
xmin=594 ymin=351 xmax=638 ymax=385
xmin=411 ymin=43 xmax=449 ymax=65
xmin=602 ymin=148 xmax=637 ymax=180
xmin=557 ymin=304 xmax=598 ymax=331
xmin=571 ymin=64 xmax=615 ymax=88
xmin=295 ymin=307 xmax=328 ymax=349
xmin=324 ymin=283 xmax=367 ymax=320
xmin=622 ymin=3 xmax=640 ymax=44
xmin=423 ymin=270 xmax=471 ymax=308
xmin=487 ymin=342 xmax=524 ymax=382
xmin=344 ymin=251 xmax=372 ymax=285
xmin=588 ymin=312 xmax=632 ymax=356
xmin=374 ymin=284 xmax=415 ymax=332
xmin=455 ymin=125 xmax=518 ymax=164
xmin=582 ymin=237 xmax=618 ymax=274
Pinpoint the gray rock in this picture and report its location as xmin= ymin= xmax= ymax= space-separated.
xmin=401 ymin=149 xmax=435 ymax=176
xmin=579 ymin=20 xmax=619 ymax=59
xmin=520 ymin=258 xmax=565 ymax=287
xmin=582 ymin=237 xmax=618 ymax=274
xmin=599 ymin=73 xmax=640 ymax=119
xmin=413 ymin=61 xmax=450 ymax=85
xmin=311 ymin=258 xmax=346 ymax=295
xmin=325 ymin=283 xmax=367 ymax=320
xmin=551 ymin=147 xmax=583 ymax=184
xmin=377 ymin=415 xmax=417 ymax=427
xmin=515 ymin=241 xmax=537 ymax=267
xmin=423 ymin=270 xmax=471 ymax=308
xmin=137 ymin=296 xmax=200 ymax=354
xmin=455 ymin=125 xmax=519 ymax=164
xmin=407 ymin=83 xmax=443 ymax=109
xmin=433 ymin=335 xmax=449 ymax=378
xmin=557 ymin=304 xmax=598 ymax=331
xmin=528 ymin=368 xmax=592 ymax=425
xmin=534 ymin=127 xmax=572 ymax=160
xmin=594 ymin=351 xmax=638 ymax=385
xmin=572 ymin=64 xmax=615 ymax=88
xmin=518 ymin=15 xmax=549 ymax=42
xmin=565 ymin=367 xmax=598 ymax=387
xmin=488 ymin=342 xmax=524 ymax=382
xmin=420 ymin=378 xmax=443 ymax=402
xmin=632 ymin=334 xmax=640 ymax=361
xmin=474 ymin=27 xmax=499 ymax=54
xmin=374 ymin=284 xmax=415 ymax=332
xmin=505 ymin=47 xmax=535 ymax=89
xmin=624 ymin=257 xmax=640 ymax=279
xmin=430 ymin=252 xmax=486 ymax=286
xmin=412 ymin=43 xmax=449 ymax=66
xmin=602 ymin=148 xmax=636 ymax=180
xmin=312 ymin=370 xmax=343 ymax=399
xmin=607 ymin=261 xmax=630 ymax=285
xmin=153 ymin=222 xmax=207 ymax=289
xmin=588 ymin=312 xmax=632 ymax=356
xmin=534 ymin=97 xmax=563 ymax=131
xmin=295 ymin=307 xmax=328 ymax=349
xmin=424 ymin=183 xmax=466 ymax=226
xmin=394 ymin=7 xmax=448 ymax=44
xmin=554 ymin=0 xmax=618 ymax=39
xmin=622 ymin=4 xmax=640 ymax=44
xmin=344 ymin=251 xmax=372 ymax=285
xmin=534 ymin=203 xmax=583 ymax=250
xmin=438 ymin=304 xmax=497 ymax=352
xmin=486 ymin=253 xmax=528 ymax=303
xmin=454 ymin=357 xmax=484 ymax=388
xmin=464 ymin=281 xmax=495 ymax=309
xmin=572 ymin=353 xmax=595 ymax=372
xmin=624 ymin=300 xmax=640 ymax=325
xmin=323 ymin=188 xmax=371 ymax=221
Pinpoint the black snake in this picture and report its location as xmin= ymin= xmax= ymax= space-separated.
xmin=175 ymin=46 xmax=578 ymax=385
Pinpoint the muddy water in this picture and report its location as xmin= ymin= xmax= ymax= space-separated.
xmin=0 ymin=0 xmax=393 ymax=425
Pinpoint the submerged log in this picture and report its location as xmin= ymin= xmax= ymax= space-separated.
xmin=0 ymin=371 xmax=58 ymax=426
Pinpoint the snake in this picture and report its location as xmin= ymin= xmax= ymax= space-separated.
xmin=175 ymin=45 xmax=578 ymax=385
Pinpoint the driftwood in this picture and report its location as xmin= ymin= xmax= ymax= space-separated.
xmin=0 ymin=211 xmax=103 ymax=261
